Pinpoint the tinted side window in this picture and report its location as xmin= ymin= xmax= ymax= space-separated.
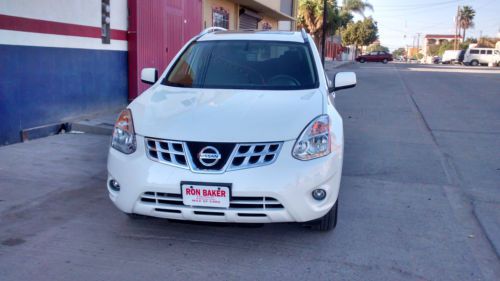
xmin=480 ymin=50 xmax=486 ymax=54
xmin=470 ymin=49 xmax=479 ymax=54
xmin=486 ymin=50 xmax=492 ymax=55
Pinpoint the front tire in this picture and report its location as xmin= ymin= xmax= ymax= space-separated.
xmin=359 ymin=58 xmax=366 ymax=63
xmin=307 ymin=199 xmax=339 ymax=231
xmin=382 ymin=58 xmax=388 ymax=64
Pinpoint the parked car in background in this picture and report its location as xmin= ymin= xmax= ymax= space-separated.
xmin=107 ymin=28 xmax=357 ymax=231
xmin=463 ymin=47 xmax=500 ymax=66
xmin=441 ymin=50 xmax=461 ymax=64
xmin=356 ymin=51 xmax=393 ymax=63
xmin=432 ymin=56 xmax=441 ymax=64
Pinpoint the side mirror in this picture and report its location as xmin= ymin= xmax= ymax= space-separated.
xmin=331 ymin=72 xmax=356 ymax=92
xmin=141 ymin=68 xmax=158 ymax=85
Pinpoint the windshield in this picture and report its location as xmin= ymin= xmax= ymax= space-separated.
xmin=163 ymin=40 xmax=318 ymax=90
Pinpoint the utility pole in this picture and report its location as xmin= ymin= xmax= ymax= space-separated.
xmin=321 ymin=0 xmax=327 ymax=66
xmin=416 ymin=33 xmax=421 ymax=51
xmin=454 ymin=5 xmax=460 ymax=50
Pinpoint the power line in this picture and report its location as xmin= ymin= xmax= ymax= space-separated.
xmin=373 ymin=0 xmax=464 ymax=8
xmin=374 ymin=1 xmax=465 ymax=12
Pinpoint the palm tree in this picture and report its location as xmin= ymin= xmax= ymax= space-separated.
xmin=459 ymin=6 xmax=475 ymax=40
xmin=342 ymin=0 xmax=373 ymax=18
xmin=297 ymin=0 xmax=338 ymax=46
xmin=297 ymin=0 xmax=324 ymax=46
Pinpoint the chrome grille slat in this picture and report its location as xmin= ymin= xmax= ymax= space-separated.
xmin=156 ymin=195 xmax=182 ymax=201
xmin=145 ymin=137 xmax=282 ymax=172
xmin=145 ymin=138 xmax=189 ymax=169
xmin=140 ymin=193 xmax=284 ymax=210
xmin=227 ymin=143 xmax=282 ymax=171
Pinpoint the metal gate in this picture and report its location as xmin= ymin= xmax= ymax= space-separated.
xmin=239 ymin=9 xmax=260 ymax=30
xmin=128 ymin=0 xmax=202 ymax=100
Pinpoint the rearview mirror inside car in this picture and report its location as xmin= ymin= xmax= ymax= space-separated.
xmin=332 ymin=72 xmax=356 ymax=92
xmin=141 ymin=68 xmax=158 ymax=85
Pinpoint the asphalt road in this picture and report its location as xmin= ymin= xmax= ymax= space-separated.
xmin=0 ymin=63 xmax=499 ymax=281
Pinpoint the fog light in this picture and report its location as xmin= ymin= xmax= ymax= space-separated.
xmin=109 ymin=179 xmax=120 ymax=192
xmin=312 ymin=189 xmax=326 ymax=200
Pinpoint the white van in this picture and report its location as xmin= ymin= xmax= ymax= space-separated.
xmin=441 ymin=50 xmax=461 ymax=64
xmin=463 ymin=47 xmax=500 ymax=66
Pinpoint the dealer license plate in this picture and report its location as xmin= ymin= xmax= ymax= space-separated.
xmin=181 ymin=183 xmax=230 ymax=208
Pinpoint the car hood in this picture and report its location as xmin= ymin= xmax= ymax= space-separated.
xmin=129 ymin=85 xmax=324 ymax=142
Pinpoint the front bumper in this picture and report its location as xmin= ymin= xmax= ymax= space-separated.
xmin=107 ymin=135 xmax=343 ymax=223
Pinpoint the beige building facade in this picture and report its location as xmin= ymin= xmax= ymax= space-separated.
xmin=202 ymin=0 xmax=296 ymax=31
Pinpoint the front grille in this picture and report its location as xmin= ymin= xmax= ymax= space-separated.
xmin=229 ymin=196 xmax=284 ymax=209
xmin=227 ymin=143 xmax=282 ymax=171
xmin=140 ymin=192 xmax=284 ymax=210
xmin=145 ymin=138 xmax=188 ymax=169
xmin=144 ymin=137 xmax=283 ymax=173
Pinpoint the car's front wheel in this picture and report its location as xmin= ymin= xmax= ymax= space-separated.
xmin=306 ymin=199 xmax=338 ymax=231
xmin=359 ymin=58 xmax=366 ymax=63
xmin=382 ymin=58 xmax=388 ymax=64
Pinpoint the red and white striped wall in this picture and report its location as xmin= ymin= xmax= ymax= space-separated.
xmin=0 ymin=0 xmax=129 ymax=145
xmin=0 ymin=0 xmax=128 ymax=50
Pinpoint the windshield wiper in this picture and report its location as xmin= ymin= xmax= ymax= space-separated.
xmin=166 ymin=82 xmax=192 ymax=88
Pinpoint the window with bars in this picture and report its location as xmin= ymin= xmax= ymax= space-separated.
xmin=212 ymin=7 xmax=229 ymax=29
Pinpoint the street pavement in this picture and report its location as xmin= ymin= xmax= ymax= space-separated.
xmin=0 ymin=63 xmax=499 ymax=281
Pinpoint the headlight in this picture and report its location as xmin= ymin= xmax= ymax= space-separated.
xmin=111 ymin=109 xmax=136 ymax=154
xmin=292 ymin=115 xmax=330 ymax=160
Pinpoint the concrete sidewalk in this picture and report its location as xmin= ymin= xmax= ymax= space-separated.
xmin=324 ymin=59 xmax=353 ymax=72
xmin=66 ymin=109 xmax=123 ymax=136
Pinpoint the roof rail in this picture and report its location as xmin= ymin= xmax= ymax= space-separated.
xmin=301 ymin=28 xmax=309 ymax=43
xmin=196 ymin=27 xmax=227 ymax=39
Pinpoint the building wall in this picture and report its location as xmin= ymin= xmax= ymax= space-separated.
xmin=255 ymin=0 xmax=280 ymax=11
xmin=278 ymin=0 xmax=296 ymax=31
xmin=0 ymin=0 xmax=129 ymax=145
xmin=203 ymin=0 xmax=238 ymax=30
xmin=258 ymin=15 xmax=278 ymax=30
xmin=203 ymin=0 xmax=294 ymax=31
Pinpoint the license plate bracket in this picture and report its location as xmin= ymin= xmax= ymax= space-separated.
xmin=180 ymin=181 xmax=231 ymax=208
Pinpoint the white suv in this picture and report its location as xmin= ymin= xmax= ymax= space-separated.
xmin=107 ymin=28 xmax=356 ymax=231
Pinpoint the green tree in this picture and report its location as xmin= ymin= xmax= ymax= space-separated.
xmin=341 ymin=17 xmax=378 ymax=55
xmin=342 ymin=0 xmax=373 ymax=18
xmin=366 ymin=44 xmax=389 ymax=53
xmin=392 ymin=47 xmax=405 ymax=58
xmin=458 ymin=6 xmax=475 ymax=40
xmin=297 ymin=0 xmax=355 ymax=46
xmin=427 ymin=44 xmax=440 ymax=56
xmin=297 ymin=0 xmax=338 ymax=46
xmin=413 ymin=53 xmax=424 ymax=60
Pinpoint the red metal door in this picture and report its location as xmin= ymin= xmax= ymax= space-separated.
xmin=165 ymin=2 xmax=184 ymax=67
xmin=128 ymin=0 xmax=202 ymax=100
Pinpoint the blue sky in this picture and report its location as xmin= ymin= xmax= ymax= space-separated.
xmin=346 ymin=0 xmax=500 ymax=50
